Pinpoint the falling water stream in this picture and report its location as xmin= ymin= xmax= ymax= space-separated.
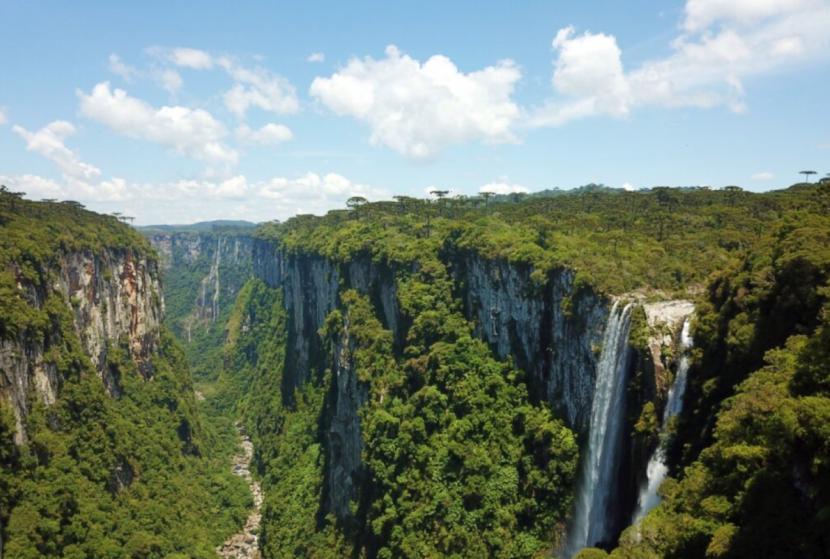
xmin=563 ymin=302 xmax=634 ymax=558
xmin=631 ymin=318 xmax=693 ymax=525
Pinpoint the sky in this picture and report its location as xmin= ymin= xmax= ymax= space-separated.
xmin=1 ymin=0 xmax=829 ymax=225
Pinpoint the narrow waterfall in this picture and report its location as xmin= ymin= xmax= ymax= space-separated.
xmin=631 ymin=317 xmax=693 ymax=525
xmin=212 ymin=237 xmax=222 ymax=322
xmin=563 ymin=302 xmax=634 ymax=557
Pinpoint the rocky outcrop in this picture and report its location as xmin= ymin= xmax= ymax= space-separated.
xmin=326 ymin=306 xmax=368 ymax=522
xmin=642 ymin=300 xmax=695 ymax=400
xmin=250 ymin=238 xmax=695 ymax=529
xmin=454 ymin=254 xmax=608 ymax=432
xmin=253 ymin=241 xmax=397 ymax=520
xmin=0 ymin=249 xmax=162 ymax=444
xmin=147 ymin=232 xmax=254 ymax=327
xmin=218 ymin=424 xmax=263 ymax=559
xmin=254 ymin=240 xmax=398 ymax=393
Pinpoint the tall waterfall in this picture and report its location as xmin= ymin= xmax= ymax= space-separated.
xmin=631 ymin=317 xmax=693 ymax=525
xmin=563 ymin=302 xmax=634 ymax=557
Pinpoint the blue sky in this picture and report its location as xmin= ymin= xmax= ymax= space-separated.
xmin=1 ymin=0 xmax=829 ymax=224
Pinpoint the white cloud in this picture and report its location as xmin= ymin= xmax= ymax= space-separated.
xmin=219 ymin=58 xmax=300 ymax=117
xmin=751 ymin=171 xmax=775 ymax=180
xmin=307 ymin=52 xmax=325 ymax=63
xmin=622 ymin=182 xmax=635 ymax=191
xmin=684 ymin=0 xmax=819 ymax=31
xmin=110 ymin=53 xmax=183 ymax=93
xmin=108 ymin=54 xmax=138 ymax=81
xmin=0 ymin=172 xmax=132 ymax=203
xmin=158 ymin=69 xmax=183 ymax=94
xmin=531 ymin=2 xmax=830 ymax=127
xmin=550 ymin=27 xmax=630 ymax=118
xmin=479 ymin=179 xmax=530 ymax=195
xmin=0 ymin=173 xmax=66 ymax=199
xmin=235 ymin=123 xmax=294 ymax=146
xmin=258 ymin=172 xmax=388 ymax=214
xmin=78 ymin=82 xmax=238 ymax=165
xmin=146 ymin=47 xmax=300 ymax=117
xmin=13 ymin=121 xmax=102 ymax=179
xmin=167 ymin=47 xmax=214 ymax=70
xmin=1 ymin=168 xmax=385 ymax=222
xmin=0 ymin=107 xmax=7 ymax=125
xmin=310 ymin=45 xmax=522 ymax=161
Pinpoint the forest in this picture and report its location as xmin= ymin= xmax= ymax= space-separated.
xmin=2 ymin=180 xmax=829 ymax=559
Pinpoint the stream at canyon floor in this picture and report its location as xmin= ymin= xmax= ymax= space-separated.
xmin=217 ymin=424 xmax=263 ymax=559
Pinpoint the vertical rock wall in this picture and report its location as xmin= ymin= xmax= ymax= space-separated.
xmin=0 ymin=249 xmax=163 ymax=444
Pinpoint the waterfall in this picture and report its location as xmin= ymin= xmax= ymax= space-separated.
xmin=563 ymin=302 xmax=634 ymax=557
xmin=631 ymin=317 xmax=693 ymax=525
xmin=212 ymin=237 xmax=222 ymax=322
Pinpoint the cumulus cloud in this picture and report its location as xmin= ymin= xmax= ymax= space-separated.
xmin=310 ymin=45 xmax=522 ymax=161
xmin=167 ymin=47 xmax=215 ymax=70
xmin=258 ymin=172 xmax=383 ymax=202
xmin=219 ymin=58 xmax=300 ymax=117
xmin=146 ymin=47 xmax=300 ymax=117
xmin=550 ymin=27 xmax=630 ymax=118
xmin=0 ymin=107 xmax=7 ymax=125
xmin=531 ymin=1 xmax=830 ymax=127
xmin=108 ymin=54 xmax=138 ymax=82
xmin=622 ymin=182 xmax=635 ymax=191
xmin=9 ymin=119 xmax=138 ymax=202
xmin=0 ymin=173 xmax=66 ymax=199
xmin=78 ymin=82 xmax=238 ymax=165
xmin=109 ymin=53 xmax=183 ymax=93
xmin=13 ymin=121 xmax=102 ymax=179
xmin=479 ymin=179 xmax=530 ymax=195
xmin=751 ymin=171 xmax=775 ymax=180
xmin=307 ymin=52 xmax=325 ymax=63
xmin=2 ymin=168 xmax=384 ymax=223
xmin=684 ymin=0 xmax=820 ymax=31
xmin=158 ymin=69 xmax=183 ymax=94
xmin=235 ymin=123 xmax=294 ymax=146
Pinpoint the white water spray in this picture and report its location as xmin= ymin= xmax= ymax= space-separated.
xmin=631 ymin=317 xmax=693 ymax=525
xmin=563 ymin=302 xmax=634 ymax=557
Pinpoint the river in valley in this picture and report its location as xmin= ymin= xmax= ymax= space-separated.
xmin=217 ymin=424 xmax=263 ymax=559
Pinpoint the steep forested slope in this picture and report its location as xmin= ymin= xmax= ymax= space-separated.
xmin=145 ymin=229 xmax=254 ymax=382
xmin=67 ymin=181 xmax=830 ymax=559
xmin=0 ymin=193 xmax=250 ymax=559
xmin=598 ymin=209 xmax=830 ymax=559
xmin=215 ymin=183 xmax=828 ymax=559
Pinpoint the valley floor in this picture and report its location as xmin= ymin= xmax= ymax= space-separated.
xmin=217 ymin=424 xmax=262 ymax=559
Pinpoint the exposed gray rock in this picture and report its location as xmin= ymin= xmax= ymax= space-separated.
xmin=148 ymin=232 xmax=254 ymax=325
xmin=458 ymin=254 xmax=608 ymax=432
xmin=218 ymin=424 xmax=262 ymax=559
xmin=327 ymin=306 xmax=368 ymax=521
xmin=0 ymin=249 xmax=163 ymax=444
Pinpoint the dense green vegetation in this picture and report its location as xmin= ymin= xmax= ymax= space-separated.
xmin=593 ymin=209 xmax=830 ymax=559
xmin=235 ymin=182 xmax=830 ymax=559
xmin=0 ymin=191 xmax=250 ymax=559
xmin=218 ymin=259 xmax=579 ymax=557
xmin=8 ymin=179 xmax=830 ymax=559
xmin=258 ymin=184 xmax=823 ymax=296
xmin=151 ymin=230 xmax=253 ymax=383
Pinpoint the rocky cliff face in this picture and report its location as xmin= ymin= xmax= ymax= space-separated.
xmin=454 ymin=254 xmax=608 ymax=432
xmin=326 ymin=305 xmax=369 ymax=522
xmin=254 ymin=240 xmax=398 ymax=391
xmin=251 ymin=238 xmax=691 ymax=525
xmin=253 ymin=239 xmax=396 ymax=520
xmin=0 ymin=249 xmax=162 ymax=444
xmin=147 ymin=232 xmax=254 ymax=327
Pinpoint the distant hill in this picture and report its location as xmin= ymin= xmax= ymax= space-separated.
xmin=137 ymin=219 xmax=258 ymax=233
